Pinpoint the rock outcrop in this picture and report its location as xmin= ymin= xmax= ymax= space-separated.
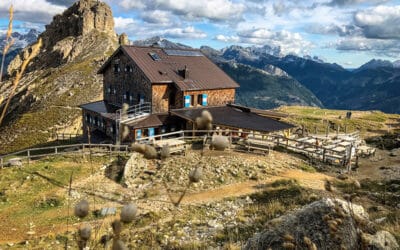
xmin=7 ymin=0 xmax=116 ymax=74
xmin=245 ymin=198 xmax=399 ymax=250
xmin=0 ymin=0 xmax=118 ymax=153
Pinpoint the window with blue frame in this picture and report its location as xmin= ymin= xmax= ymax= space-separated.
xmin=184 ymin=95 xmax=191 ymax=107
xmin=136 ymin=129 xmax=142 ymax=139
xmin=148 ymin=128 xmax=155 ymax=138
xmin=202 ymin=94 xmax=208 ymax=106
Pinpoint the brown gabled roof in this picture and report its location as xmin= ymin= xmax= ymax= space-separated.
xmin=98 ymin=46 xmax=239 ymax=91
xmin=170 ymin=106 xmax=295 ymax=133
xmin=227 ymin=104 xmax=289 ymax=120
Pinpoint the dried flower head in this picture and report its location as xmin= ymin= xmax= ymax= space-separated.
xmin=74 ymin=199 xmax=89 ymax=218
xmin=189 ymin=167 xmax=202 ymax=183
xmin=112 ymin=239 xmax=128 ymax=250
xmin=201 ymin=110 xmax=213 ymax=124
xmin=144 ymin=145 xmax=158 ymax=159
xmin=120 ymin=203 xmax=137 ymax=223
xmin=131 ymin=143 xmax=146 ymax=154
xmin=211 ymin=135 xmax=229 ymax=151
xmin=112 ymin=219 xmax=122 ymax=236
xmin=160 ymin=144 xmax=170 ymax=160
xmin=79 ymin=224 xmax=92 ymax=241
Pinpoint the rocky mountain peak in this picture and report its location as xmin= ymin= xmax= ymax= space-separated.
xmin=41 ymin=0 xmax=115 ymax=49
xmin=7 ymin=0 xmax=117 ymax=74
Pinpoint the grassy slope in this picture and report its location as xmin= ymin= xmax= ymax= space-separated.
xmin=0 ymin=32 xmax=117 ymax=154
xmin=219 ymin=62 xmax=323 ymax=109
xmin=277 ymin=106 xmax=400 ymax=135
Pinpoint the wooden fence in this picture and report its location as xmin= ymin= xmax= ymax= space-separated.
xmin=1 ymin=129 xmax=361 ymax=168
xmin=0 ymin=143 xmax=130 ymax=168
xmin=137 ymin=129 xmax=358 ymax=167
xmin=54 ymin=133 xmax=83 ymax=142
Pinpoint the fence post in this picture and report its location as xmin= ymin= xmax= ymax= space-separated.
xmin=0 ymin=157 xmax=3 ymax=168
xmin=27 ymin=150 xmax=30 ymax=166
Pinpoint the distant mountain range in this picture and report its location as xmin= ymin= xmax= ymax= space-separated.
xmin=3 ymin=31 xmax=400 ymax=113
xmin=0 ymin=29 xmax=40 ymax=75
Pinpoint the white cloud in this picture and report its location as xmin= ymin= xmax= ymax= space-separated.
xmin=327 ymin=0 xmax=389 ymax=6
xmin=354 ymin=5 xmax=400 ymax=39
xmin=114 ymin=17 xmax=136 ymax=31
xmin=162 ymin=26 xmax=207 ymax=39
xmin=215 ymin=35 xmax=240 ymax=43
xmin=334 ymin=36 xmax=400 ymax=57
xmin=218 ymin=28 xmax=314 ymax=55
xmin=141 ymin=10 xmax=172 ymax=25
xmin=0 ymin=0 xmax=65 ymax=24
xmin=117 ymin=0 xmax=246 ymax=22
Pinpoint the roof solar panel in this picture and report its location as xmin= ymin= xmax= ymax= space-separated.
xmin=164 ymin=49 xmax=203 ymax=57
xmin=149 ymin=52 xmax=161 ymax=61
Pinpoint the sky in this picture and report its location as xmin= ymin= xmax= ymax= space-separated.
xmin=1 ymin=0 xmax=400 ymax=67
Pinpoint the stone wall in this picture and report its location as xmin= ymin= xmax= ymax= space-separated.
xmin=103 ymin=51 xmax=152 ymax=108
xmin=183 ymin=89 xmax=236 ymax=108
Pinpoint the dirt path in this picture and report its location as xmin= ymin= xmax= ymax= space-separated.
xmin=182 ymin=169 xmax=332 ymax=204
xmin=0 ymin=169 xmax=332 ymax=244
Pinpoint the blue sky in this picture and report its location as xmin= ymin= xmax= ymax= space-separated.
xmin=1 ymin=0 xmax=400 ymax=67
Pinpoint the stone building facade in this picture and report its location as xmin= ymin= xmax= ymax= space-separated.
xmin=81 ymin=45 xmax=240 ymax=141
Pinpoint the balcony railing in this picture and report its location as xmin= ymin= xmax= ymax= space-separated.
xmin=118 ymin=102 xmax=151 ymax=124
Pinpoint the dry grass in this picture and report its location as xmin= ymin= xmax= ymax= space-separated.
xmin=0 ymin=4 xmax=43 ymax=126
xmin=0 ymin=38 xmax=42 ymax=126
xmin=0 ymin=5 xmax=15 ymax=83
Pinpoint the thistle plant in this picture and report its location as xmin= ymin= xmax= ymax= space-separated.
xmin=120 ymin=203 xmax=138 ymax=223
xmin=77 ymin=224 xmax=92 ymax=249
xmin=160 ymin=144 xmax=170 ymax=160
xmin=74 ymin=199 xmax=90 ymax=218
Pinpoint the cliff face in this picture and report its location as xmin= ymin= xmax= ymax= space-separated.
xmin=8 ymin=0 xmax=116 ymax=74
xmin=0 ymin=0 xmax=118 ymax=153
xmin=41 ymin=0 xmax=115 ymax=48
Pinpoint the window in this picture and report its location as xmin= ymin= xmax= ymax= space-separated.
xmin=86 ymin=114 xmax=90 ymax=122
xmin=138 ymin=93 xmax=144 ymax=104
xmin=114 ymin=64 xmax=120 ymax=73
xmin=197 ymin=94 xmax=203 ymax=105
xmin=94 ymin=116 xmax=99 ymax=126
xmin=113 ymin=87 xmax=116 ymax=94
xmin=184 ymin=95 xmax=191 ymax=108
xmin=149 ymin=52 xmax=161 ymax=61
xmin=106 ymin=86 xmax=111 ymax=94
xmin=125 ymin=91 xmax=130 ymax=101
xmin=190 ymin=95 xmax=195 ymax=106
xmin=202 ymin=94 xmax=208 ymax=106
xmin=125 ymin=65 xmax=132 ymax=72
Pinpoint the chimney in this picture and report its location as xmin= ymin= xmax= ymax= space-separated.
xmin=179 ymin=65 xmax=189 ymax=79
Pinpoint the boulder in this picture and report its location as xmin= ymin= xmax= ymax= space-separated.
xmin=362 ymin=231 xmax=399 ymax=250
xmin=8 ymin=158 xmax=23 ymax=167
xmin=244 ymin=198 xmax=397 ymax=250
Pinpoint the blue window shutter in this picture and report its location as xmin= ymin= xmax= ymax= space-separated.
xmin=139 ymin=94 xmax=145 ymax=104
xmin=202 ymin=94 xmax=208 ymax=106
xmin=148 ymin=128 xmax=155 ymax=138
xmin=184 ymin=95 xmax=191 ymax=107
xmin=136 ymin=129 xmax=142 ymax=139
